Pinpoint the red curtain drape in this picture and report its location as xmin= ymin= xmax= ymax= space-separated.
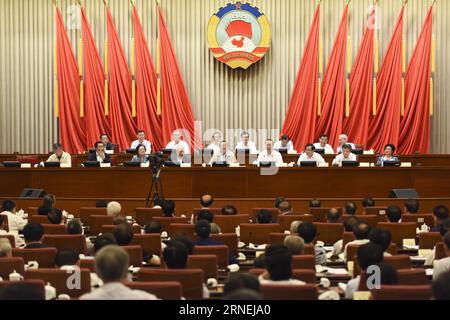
xmin=342 ymin=7 xmax=375 ymax=147
xmin=367 ymin=7 xmax=404 ymax=152
xmin=133 ymin=5 xmax=163 ymax=151
xmin=315 ymin=5 xmax=349 ymax=148
xmin=81 ymin=7 xmax=111 ymax=149
xmin=56 ymin=7 xmax=86 ymax=154
xmin=106 ymin=8 xmax=137 ymax=151
xmin=158 ymin=6 xmax=198 ymax=151
xmin=398 ymin=7 xmax=433 ymax=154
xmin=281 ymin=3 xmax=320 ymax=152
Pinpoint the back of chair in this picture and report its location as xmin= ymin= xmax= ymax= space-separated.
xmin=187 ymin=255 xmax=218 ymax=280
xmin=303 ymin=244 xmax=315 ymax=255
xmin=261 ymin=284 xmax=318 ymax=300
xmin=277 ymin=214 xmax=314 ymax=232
xmin=0 ymin=234 xmax=16 ymax=248
xmin=28 ymin=215 xmax=49 ymax=224
xmin=25 ymin=268 xmax=91 ymax=298
xmin=346 ymin=244 xmax=362 ymax=262
xmin=78 ymin=207 xmax=107 ymax=224
xmin=397 ymin=268 xmax=427 ymax=285
xmin=418 ymin=232 xmax=442 ymax=249
xmin=371 ymin=285 xmax=432 ymax=300
xmin=27 ymin=207 xmax=39 ymax=216
xmin=291 ymin=255 xmax=315 ymax=270
xmin=384 ymin=255 xmax=411 ymax=269
xmin=211 ymin=233 xmax=238 ymax=256
xmin=251 ymin=208 xmax=280 ymax=223
xmin=168 ymin=223 xmax=196 ymax=240
xmin=343 ymin=215 xmax=378 ymax=228
xmin=89 ymin=215 xmax=114 ymax=236
xmin=214 ymin=214 xmax=250 ymax=233
xmin=0 ymin=257 xmax=25 ymax=279
xmin=377 ymin=222 xmax=416 ymax=246
xmin=248 ymin=268 xmax=316 ymax=283
xmin=314 ymin=223 xmax=344 ymax=245
xmin=42 ymin=224 xmax=67 ymax=235
xmin=42 ymin=234 xmax=87 ymax=255
xmin=121 ymin=245 xmax=143 ymax=267
xmin=364 ymin=206 xmax=387 ymax=216
xmin=435 ymin=242 xmax=447 ymax=260
xmin=0 ymin=280 xmax=45 ymax=300
xmin=269 ymin=233 xmax=288 ymax=246
xmin=134 ymin=207 xmax=163 ymax=226
xmin=309 ymin=208 xmax=342 ymax=223
xmin=124 ymin=281 xmax=182 ymax=300
xmin=239 ymin=223 xmax=280 ymax=245
xmin=193 ymin=245 xmax=229 ymax=269
xmin=402 ymin=214 xmax=435 ymax=228
xmin=100 ymin=224 xmax=141 ymax=235
xmin=137 ymin=268 xmax=204 ymax=300
xmin=12 ymin=247 xmax=57 ymax=268
xmin=130 ymin=234 xmax=162 ymax=257
xmin=78 ymin=259 xmax=95 ymax=273
xmin=153 ymin=217 xmax=189 ymax=232
xmin=342 ymin=232 xmax=356 ymax=248
xmin=17 ymin=155 xmax=40 ymax=165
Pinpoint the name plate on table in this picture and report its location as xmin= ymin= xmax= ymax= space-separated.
xmin=100 ymin=163 xmax=111 ymax=168
xmin=140 ymin=162 xmax=150 ymax=168
xmin=180 ymin=163 xmax=191 ymax=168
xmin=229 ymin=162 xmax=241 ymax=168
xmin=105 ymin=150 xmax=114 ymax=155
xmin=20 ymin=163 xmax=31 ymax=168
xmin=400 ymin=162 xmax=412 ymax=167
xmin=279 ymin=163 xmax=288 ymax=168
xmin=318 ymin=163 xmax=329 ymax=167
xmin=363 ymin=150 xmax=375 ymax=155
xmin=403 ymin=239 xmax=416 ymax=247
xmin=353 ymin=291 xmax=372 ymax=300
xmin=379 ymin=210 xmax=386 ymax=215
xmin=288 ymin=150 xmax=298 ymax=155
xmin=418 ymin=249 xmax=432 ymax=258
xmin=359 ymin=162 xmax=370 ymax=167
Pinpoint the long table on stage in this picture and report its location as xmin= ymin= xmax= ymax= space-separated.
xmin=1 ymin=166 xmax=450 ymax=199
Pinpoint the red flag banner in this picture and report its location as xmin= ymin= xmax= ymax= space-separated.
xmin=398 ymin=7 xmax=433 ymax=154
xmin=342 ymin=6 xmax=375 ymax=147
xmin=281 ymin=3 xmax=320 ymax=152
xmin=106 ymin=7 xmax=136 ymax=151
xmin=81 ymin=7 xmax=111 ymax=148
xmin=55 ymin=7 xmax=86 ymax=153
xmin=133 ymin=5 xmax=163 ymax=151
xmin=367 ymin=6 xmax=404 ymax=152
xmin=315 ymin=5 xmax=349 ymax=148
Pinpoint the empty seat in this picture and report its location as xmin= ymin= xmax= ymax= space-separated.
xmin=130 ymin=234 xmax=162 ymax=257
xmin=153 ymin=217 xmax=189 ymax=232
xmin=214 ymin=214 xmax=250 ymax=233
xmin=28 ymin=215 xmax=50 ymax=224
xmin=88 ymin=215 xmax=114 ymax=236
xmin=137 ymin=269 xmax=204 ymax=300
xmin=42 ymin=234 xmax=87 ymax=255
xmin=187 ymin=255 xmax=218 ymax=280
xmin=0 ymin=280 xmax=45 ymax=300
xmin=418 ymin=232 xmax=442 ymax=249
xmin=384 ymin=255 xmax=411 ymax=269
xmin=134 ymin=207 xmax=164 ymax=226
xmin=239 ymin=223 xmax=280 ymax=245
xmin=100 ymin=224 xmax=141 ymax=235
xmin=193 ymin=245 xmax=229 ymax=269
xmin=78 ymin=207 xmax=107 ymax=225
xmin=251 ymin=208 xmax=280 ymax=223
xmin=167 ymin=223 xmax=196 ymax=240
xmin=0 ymin=257 xmax=25 ymax=279
xmin=124 ymin=281 xmax=182 ymax=300
xmin=12 ymin=248 xmax=57 ymax=268
xmin=78 ymin=259 xmax=95 ymax=273
xmin=121 ymin=245 xmax=143 ymax=267
xmin=261 ymin=284 xmax=318 ymax=300
xmin=0 ymin=234 xmax=16 ymax=248
xmin=402 ymin=214 xmax=435 ymax=228
xmin=397 ymin=268 xmax=428 ymax=285
xmin=277 ymin=214 xmax=314 ymax=232
xmin=371 ymin=285 xmax=432 ymax=300
xmin=309 ymin=208 xmax=342 ymax=223
xmin=42 ymin=224 xmax=67 ymax=235
xmin=211 ymin=233 xmax=238 ymax=257
xmin=377 ymin=223 xmax=416 ymax=246
xmin=314 ymin=222 xmax=344 ymax=245
xmin=25 ymin=268 xmax=91 ymax=298
xmin=291 ymin=255 xmax=315 ymax=270
xmin=27 ymin=207 xmax=39 ymax=216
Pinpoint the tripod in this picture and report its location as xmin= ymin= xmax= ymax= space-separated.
xmin=145 ymin=166 xmax=164 ymax=208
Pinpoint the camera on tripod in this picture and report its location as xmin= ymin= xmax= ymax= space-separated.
xmin=148 ymin=151 xmax=164 ymax=174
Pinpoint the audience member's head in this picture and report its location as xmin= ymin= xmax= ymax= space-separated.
xmin=172 ymin=236 xmax=194 ymax=255
xmin=274 ymin=196 xmax=286 ymax=209
xmin=0 ymin=283 xmax=45 ymax=300
xmin=66 ymin=219 xmax=83 ymax=235
xmin=432 ymin=271 xmax=450 ymax=300
xmin=112 ymin=223 xmax=134 ymax=246
xmin=386 ymin=205 xmax=402 ymax=223
xmin=23 ymin=222 xmax=44 ymax=244
xmin=290 ymin=220 xmax=302 ymax=234
xmin=253 ymin=254 xmax=266 ymax=268
xmin=153 ymin=196 xmax=165 ymax=208
xmin=439 ymin=219 xmax=450 ymax=236
xmin=297 ymin=222 xmax=317 ymax=244
xmin=223 ymin=289 xmax=261 ymax=300
xmin=433 ymin=205 xmax=449 ymax=223
xmin=195 ymin=220 xmax=211 ymax=240
xmin=197 ymin=210 xmax=213 ymax=223
xmin=210 ymin=223 xmax=221 ymax=234
xmin=278 ymin=201 xmax=292 ymax=214
xmin=37 ymin=205 xmax=51 ymax=216
xmin=112 ymin=216 xmax=127 ymax=226
xmin=200 ymin=194 xmax=214 ymax=208
xmin=369 ymin=228 xmax=392 ymax=253
xmin=344 ymin=202 xmax=357 ymax=215
xmin=161 ymin=200 xmax=175 ymax=217
xmin=404 ymin=199 xmax=420 ymax=214
xmin=257 ymin=209 xmax=272 ymax=224
xmin=94 ymin=233 xmax=117 ymax=254
xmin=327 ymin=208 xmax=341 ymax=223
xmin=283 ymin=235 xmax=304 ymax=255
xmin=343 ymin=216 xmax=360 ymax=232
xmin=47 ymin=208 xmax=63 ymax=224
xmin=0 ymin=238 xmax=12 ymax=257
xmin=353 ymin=222 xmax=371 ymax=240
xmin=1 ymin=200 xmax=16 ymax=213
xmin=95 ymin=245 xmax=129 ymax=283
xmin=362 ymin=197 xmax=375 ymax=208
xmin=357 ymin=243 xmax=384 ymax=271
xmin=163 ymin=241 xmax=188 ymax=269
xmin=309 ymin=199 xmax=321 ymax=208
xmin=107 ymin=201 xmax=122 ymax=217
xmin=55 ymin=250 xmax=79 ymax=268
xmin=221 ymin=205 xmax=237 ymax=216
xmin=42 ymin=194 xmax=55 ymax=209
xmin=264 ymin=245 xmax=292 ymax=281
xmin=223 ymin=273 xmax=261 ymax=296
xmin=144 ymin=220 xmax=162 ymax=234
xmin=376 ymin=262 xmax=399 ymax=285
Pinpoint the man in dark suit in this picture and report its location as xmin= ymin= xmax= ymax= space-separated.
xmin=23 ymin=222 xmax=49 ymax=249
xmin=100 ymin=134 xmax=115 ymax=151
xmin=88 ymin=141 xmax=112 ymax=164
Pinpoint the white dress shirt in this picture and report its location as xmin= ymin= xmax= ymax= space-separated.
xmin=343 ymin=239 xmax=370 ymax=261
xmin=274 ymin=140 xmax=294 ymax=152
xmin=235 ymin=141 xmax=258 ymax=154
xmin=166 ymin=140 xmax=190 ymax=154
xmin=345 ymin=276 xmax=361 ymax=300
xmin=313 ymin=143 xmax=335 ymax=154
xmin=80 ymin=282 xmax=159 ymax=300
xmin=131 ymin=140 xmax=152 ymax=154
xmin=1 ymin=211 xmax=27 ymax=247
xmin=336 ymin=143 xmax=356 ymax=154
xmin=332 ymin=153 xmax=357 ymax=167
xmin=256 ymin=150 xmax=284 ymax=166
xmin=206 ymin=143 xmax=221 ymax=155
xmin=433 ymin=257 xmax=450 ymax=280
xmin=210 ymin=150 xmax=237 ymax=165
xmin=297 ymin=152 xmax=326 ymax=165
xmin=46 ymin=152 xmax=72 ymax=168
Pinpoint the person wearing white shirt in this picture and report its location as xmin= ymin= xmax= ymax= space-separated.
xmin=130 ymin=130 xmax=152 ymax=154
xmin=343 ymin=222 xmax=371 ymax=261
xmin=165 ymin=131 xmax=190 ymax=154
xmin=336 ymin=134 xmax=356 ymax=154
xmin=256 ymin=139 xmax=284 ymax=167
xmin=0 ymin=200 xmax=26 ymax=247
xmin=297 ymin=144 xmax=326 ymax=166
xmin=209 ymin=141 xmax=237 ymax=165
xmin=170 ymin=144 xmax=191 ymax=165
xmin=235 ymin=131 xmax=258 ymax=154
xmin=205 ymin=131 xmax=222 ymax=155
xmin=433 ymin=232 xmax=450 ymax=280
xmin=313 ymin=134 xmax=335 ymax=154
xmin=274 ymin=134 xmax=295 ymax=152
xmin=332 ymin=144 xmax=357 ymax=166
xmin=46 ymin=143 xmax=72 ymax=167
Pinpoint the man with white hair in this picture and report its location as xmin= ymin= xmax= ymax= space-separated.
xmin=336 ymin=134 xmax=355 ymax=154
xmin=255 ymin=139 xmax=283 ymax=167
xmin=172 ymin=144 xmax=191 ymax=164
xmin=107 ymin=201 xmax=121 ymax=217
xmin=235 ymin=131 xmax=258 ymax=154
xmin=165 ymin=131 xmax=190 ymax=154
xmin=0 ymin=238 xmax=12 ymax=257
xmin=206 ymin=131 xmax=222 ymax=154
xmin=210 ymin=141 xmax=236 ymax=165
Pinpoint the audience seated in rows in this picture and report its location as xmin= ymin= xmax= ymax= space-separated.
xmin=274 ymin=196 xmax=286 ymax=210
xmin=257 ymin=209 xmax=272 ymax=224
xmin=344 ymin=222 xmax=371 ymax=261
xmin=297 ymin=222 xmax=326 ymax=265
xmin=284 ymin=235 xmax=304 ymax=256
xmin=404 ymin=198 xmax=420 ymax=214
xmin=309 ymin=199 xmax=321 ymax=208
xmin=332 ymin=216 xmax=360 ymax=256
xmin=221 ymin=205 xmax=237 ymax=216
xmin=279 ymin=201 xmax=293 ymax=216
xmin=23 ymin=222 xmax=48 ymax=249
xmin=327 ymin=208 xmax=341 ymax=223
xmin=386 ymin=205 xmax=402 ymax=223
xmin=1 ymin=200 xmax=26 ymax=247
xmin=344 ymin=202 xmax=357 ymax=215
xmin=369 ymin=228 xmax=393 ymax=257
xmin=432 ymin=205 xmax=449 ymax=233
xmin=106 ymin=201 xmax=122 ymax=218
xmin=362 ymin=197 xmax=375 ymax=209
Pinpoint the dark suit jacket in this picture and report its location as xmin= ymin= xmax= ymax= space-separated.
xmin=87 ymin=152 xmax=111 ymax=164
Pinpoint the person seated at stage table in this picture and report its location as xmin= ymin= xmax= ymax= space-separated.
xmin=332 ymin=144 xmax=357 ymax=167
xmin=100 ymin=133 xmax=114 ymax=151
xmin=235 ymin=131 xmax=258 ymax=154
xmin=169 ymin=144 xmax=191 ymax=165
xmin=205 ymin=131 xmax=222 ymax=154
xmin=297 ymin=144 xmax=326 ymax=166
xmin=255 ymin=139 xmax=283 ymax=167
xmin=274 ymin=134 xmax=294 ymax=153
xmin=165 ymin=130 xmax=190 ymax=154
xmin=46 ymin=143 xmax=71 ymax=167
xmin=313 ymin=134 xmax=334 ymax=154
xmin=210 ymin=141 xmax=236 ymax=165
xmin=87 ymin=141 xmax=111 ymax=164
xmin=130 ymin=130 xmax=151 ymax=153
xmin=131 ymin=144 xmax=150 ymax=164
xmin=336 ymin=134 xmax=356 ymax=154
xmin=376 ymin=144 xmax=399 ymax=167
